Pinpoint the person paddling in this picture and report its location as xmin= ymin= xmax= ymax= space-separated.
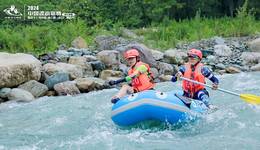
xmin=171 ymin=49 xmax=219 ymax=108
xmin=109 ymin=49 xmax=155 ymax=104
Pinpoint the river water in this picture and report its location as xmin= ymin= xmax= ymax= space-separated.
xmin=0 ymin=72 xmax=260 ymax=150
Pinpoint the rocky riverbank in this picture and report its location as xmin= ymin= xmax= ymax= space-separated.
xmin=1 ymin=35 xmax=260 ymax=103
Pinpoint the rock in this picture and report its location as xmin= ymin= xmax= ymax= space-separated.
xmin=164 ymin=49 xmax=187 ymax=65
xmin=88 ymin=77 xmax=107 ymax=90
xmin=89 ymin=61 xmax=106 ymax=71
xmin=84 ymin=55 xmax=97 ymax=62
xmin=214 ymin=36 xmax=225 ymax=45
xmin=58 ymin=44 xmax=67 ymax=50
xmin=44 ymin=72 xmax=70 ymax=89
xmin=99 ymin=70 xmax=124 ymax=80
xmin=97 ymin=50 xmax=120 ymax=69
xmin=251 ymin=63 xmax=260 ymax=71
xmin=217 ymin=70 xmax=226 ymax=75
xmin=43 ymin=63 xmax=84 ymax=80
xmin=0 ymin=98 xmax=4 ymax=103
xmin=151 ymin=50 xmax=164 ymax=61
xmin=0 ymin=53 xmax=42 ymax=88
xmin=158 ymin=62 xmax=174 ymax=75
xmin=7 ymin=88 xmax=35 ymax=102
xmin=215 ymin=63 xmax=226 ymax=70
xmin=214 ymin=45 xmax=232 ymax=57
xmin=68 ymin=56 xmax=94 ymax=77
xmin=0 ymin=88 xmax=11 ymax=99
xmin=241 ymin=52 xmax=260 ymax=65
xmin=158 ymin=75 xmax=173 ymax=82
xmin=121 ymin=28 xmax=139 ymax=39
xmin=248 ymin=38 xmax=260 ymax=52
xmin=55 ymin=50 xmax=72 ymax=62
xmin=225 ymin=66 xmax=241 ymax=74
xmin=54 ymin=81 xmax=80 ymax=96
xmin=118 ymin=43 xmax=157 ymax=68
xmin=45 ymin=91 xmax=56 ymax=96
xmin=18 ymin=80 xmax=48 ymax=98
xmin=201 ymin=49 xmax=214 ymax=58
xmin=71 ymin=36 xmax=88 ymax=49
xmin=95 ymin=35 xmax=129 ymax=50
xmin=75 ymin=78 xmax=95 ymax=92
xmin=38 ymin=53 xmax=59 ymax=64
xmin=119 ymin=64 xmax=128 ymax=75
xmin=206 ymin=55 xmax=216 ymax=64
xmin=150 ymin=68 xmax=159 ymax=79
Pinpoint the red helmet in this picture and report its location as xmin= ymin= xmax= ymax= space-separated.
xmin=124 ymin=49 xmax=139 ymax=59
xmin=187 ymin=49 xmax=202 ymax=59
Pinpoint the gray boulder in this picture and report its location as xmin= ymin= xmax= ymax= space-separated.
xmin=158 ymin=62 xmax=174 ymax=75
xmin=214 ymin=45 xmax=232 ymax=57
xmin=248 ymin=38 xmax=260 ymax=52
xmin=44 ymin=72 xmax=70 ymax=89
xmin=54 ymin=81 xmax=80 ymax=96
xmin=68 ymin=56 xmax=94 ymax=77
xmin=99 ymin=70 xmax=124 ymax=80
xmin=7 ymin=88 xmax=35 ymax=102
xmin=164 ymin=49 xmax=187 ymax=65
xmin=18 ymin=80 xmax=48 ymax=97
xmin=0 ymin=53 xmax=42 ymax=88
xmin=241 ymin=52 xmax=260 ymax=65
xmin=97 ymin=50 xmax=120 ymax=69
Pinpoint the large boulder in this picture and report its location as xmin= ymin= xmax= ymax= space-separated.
xmin=71 ymin=36 xmax=88 ymax=49
xmin=151 ymin=50 xmax=164 ymax=61
xmin=95 ymin=35 xmax=129 ymax=50
xmin=44 ymin=72 xmax=70 ymax=89
xmin=248 ymin=38 xmax=260 ymax=52
xmin=117 ymin=43 xmax=157 ymax=68
xmin=54 ymin=81 xmax=80 ymax=96
xmin=99 ymin=70 xmax=124 ymax=80
xmin=251 ymin=63 xmax=260 ymax=71
xmin=7 ymin=88 xmax=35 ymax=102
xmin=0 ymin=53 xmax=42 ymax=88
xmin=43 ymin=63 xmax=84 ymax=80
xmin=164 ymin=49 xmax=187 ymax=65
xmin=75 ymin=78 xmax=95 ymax=92
xmin=158 ymin=62 xmax=174 ymax=75
xmin=97 ymin=50 xmax=121 ymax=69
xmin=68 ymin=56 xmax=94 ymax=77
xmin=18 ymin=80 xmax=48 ymax=98
xmin=241 ymin=52 xmax=260 ymax=65
xmin=214 ymin=44 xmax=232 ymax=57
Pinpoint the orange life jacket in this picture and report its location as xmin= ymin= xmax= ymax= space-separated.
xmin=128 ymin=61 xmax=155 ymax=92
xmin=182 ymin=62 xmax=205 ymax=97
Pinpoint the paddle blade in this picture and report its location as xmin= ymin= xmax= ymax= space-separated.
xmin=240 ymin=94 xmax=260 ymax=105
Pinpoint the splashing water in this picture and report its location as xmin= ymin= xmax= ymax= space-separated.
xmin=0 ymin=72 xmax=260 ymax=149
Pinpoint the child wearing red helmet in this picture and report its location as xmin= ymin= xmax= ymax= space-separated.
xmin=109 ymin=49 xmax=155 ymax=104
xmin=172 ymin=49 xmax=219 ymax=108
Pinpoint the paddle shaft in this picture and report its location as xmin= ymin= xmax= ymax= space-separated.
xmin=180 ymin=77 xmax=240 ymax=97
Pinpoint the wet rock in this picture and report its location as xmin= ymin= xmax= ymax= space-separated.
xmin=214 ymin=45 xmax=232 ymax=57
xmin=248 ymin=38 xmax=260 ymax=52
xmin=7 ymin=88 xmax=35 ymax=102
xmin=43 ymin=63 xmax=84 ymax=80
xmin=164 ymin=49 xmax=187 ymax=65
xmin=18 ymin=80 xmax=48 ymax=98
xmin=251 ymin=63 xmax=260 ymax=71
xmin=54 ymin=81 xmax=80 ymax=96
xmin=225 ymin=66 xmax=241 ymax=74
xmin=71 ymin=36 xmax=88 ymax=49
xmin=0 ymin=53 xmax=42 ymax=88
xmin=44 ymin=72 xmax=70 ymax=89
xmin=158 ymin=62 xmax=174 ymax=75
xmin=97 ymin=50 xmax=120 ymax=69
xmin=0 ymin=88 xmax=11 ymax=99
xmin=99 ymin=70 xmax=124 ymax=80
xmin=151 ymin=50 xmax=164 ymax=61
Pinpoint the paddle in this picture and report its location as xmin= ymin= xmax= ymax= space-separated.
xmin=180 ymin=77 xmax=260 ymax=105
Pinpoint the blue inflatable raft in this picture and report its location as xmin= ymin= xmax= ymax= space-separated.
xmin=111 ymin=90 xmax=208 ymax=126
